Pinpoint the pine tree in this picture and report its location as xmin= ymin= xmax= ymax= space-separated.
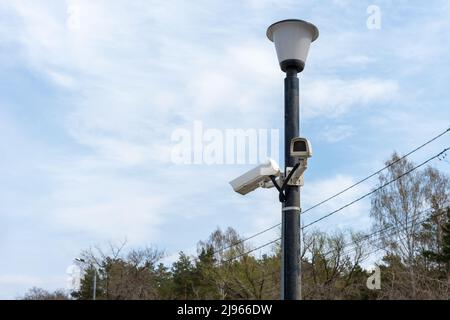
xmin=171 ymin=252 xmax=195 ymax=299
xmin=421 ymin=207 xmax=450 ymax=278
xmin=439 ymin=208 xmax=450 ymax=279
xmin=71 ymin=266 xmax=102 ymax=300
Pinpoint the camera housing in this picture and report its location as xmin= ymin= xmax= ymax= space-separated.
xmin=287 ymin=137 xmax=312 ymax=186
xmin=229 ymin=158 xmax=281 ymax=195
xmin=290 ymin=137 xmax=312 ymax=159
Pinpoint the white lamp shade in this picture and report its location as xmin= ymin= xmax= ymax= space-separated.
xmin=267 ymin=19 xmax=319 ymax=72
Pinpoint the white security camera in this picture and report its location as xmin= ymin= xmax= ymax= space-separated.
xmin=286 ymin=137 xmax=312 ymax=186
xmin=290 ymin=137 xmax=312 ymax=159
xmin=229 ymin=158 xmax=281 ymax=195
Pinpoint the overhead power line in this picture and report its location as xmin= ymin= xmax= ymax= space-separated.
xmin=321 ymin=206 xmax=448 ymax=259
xmin=301 ymin=148 xmax=449 ymax=229
xmin=301 ymin=127 xmax=450 ymax=216
xmin=210 ymin=127 xmax=450 ymax=256
xmin=257 ymin=206 xmax=449 ymax=289
xmin=225 ymin=202 xmax=448 ymax=264
xmin=222 ymin=237 xmax=281 ymax=264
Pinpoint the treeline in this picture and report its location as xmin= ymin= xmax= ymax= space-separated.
xmin=21 ymin=153 xmax=450 ymax=300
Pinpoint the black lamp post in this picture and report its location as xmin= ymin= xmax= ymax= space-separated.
xmin=267 ymin=19 xmax=319 ymax=300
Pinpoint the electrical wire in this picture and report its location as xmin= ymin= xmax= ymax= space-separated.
xmin=254 ymin=206 xmax=448 ymax=287
xmin=301 ymin=148 xmax=449 ymax=229
xmin=222 ymin=237 xmax=281 ymax=264
xmin=224 ymin=205 xmax=443 ymax=266
xmin=208 ymin=127 xmax=450 ymax=257
xmin=216 ymin=206 xmax=449 ymax=298
xmin=301 ymin=127 xmax=450 ymax=216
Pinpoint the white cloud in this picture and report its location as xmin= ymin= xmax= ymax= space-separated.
xmin=45 ymin=69 xmax=77 ymax=88
xmin=343 ymin=55 xmax=374 ymax=65
xmin=244 ymin=0 xmax=293 ymax=10
xmin=0 ymin=0 xmax=397 ymax=257
xmin=319 ymin=125 xmax=354 ymax=143
xmin=188 ymin=72 xmax=236 ymax=113
xmin=4 ymin=0 xmax=283 ymax=155
xmin=47 ymin=171 xmax=166 ymax=244
xmin=303 ymin=78 xmax=399 ymax=119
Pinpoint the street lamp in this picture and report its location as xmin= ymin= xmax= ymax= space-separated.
xmin=266 ymin=19 xmax=319 ymax=72
xmin=267 ymin=19 xmax=319 ymax=300
xmin=229 ymin=19 xmax=318 ymax=300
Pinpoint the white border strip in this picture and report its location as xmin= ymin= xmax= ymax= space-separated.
xmin=282 ymin=206 xmax=301 ymax=212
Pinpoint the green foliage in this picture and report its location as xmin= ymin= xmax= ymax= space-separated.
xmin=71 ymin=266 xmax=102 ymax=300
xmin=421 ymin=207 xmax=450 ymax=275
xmin=171 ymin=252 xmax=196 ymax=299
xmin=23 ymin=159 xmax=450 ymax=300
xmin=442 ymin=208 xmax=450 ymax=265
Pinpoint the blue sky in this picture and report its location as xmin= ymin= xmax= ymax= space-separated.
xmin=1 ymin=0 xmax=450 ymax=298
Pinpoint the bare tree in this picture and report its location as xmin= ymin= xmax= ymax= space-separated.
xmin=301 ymin=230 xmax=368 ymax=299
xmin=20 ymin=287 xmax=70 ymax=300
xmin=75 ymin=241 xmax=165 ymax=300
xmin=197 ymin=227 xmax=278 ymax=300
xmin=370 ymin=153 xmax=450 ymax=298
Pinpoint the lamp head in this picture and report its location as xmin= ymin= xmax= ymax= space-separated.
xmin=267 ymin=19 xmax=319 ymax=72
